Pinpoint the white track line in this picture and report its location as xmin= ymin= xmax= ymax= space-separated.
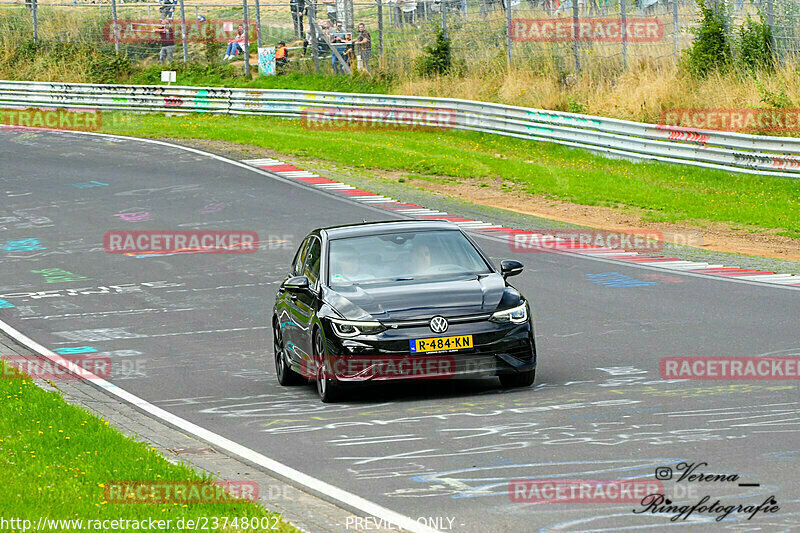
xmin=0 ymin=132 xmax=444 ymax=533
xmin=0 ymin=319 xmax=440 ymax=533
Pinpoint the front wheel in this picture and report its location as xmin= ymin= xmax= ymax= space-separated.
xmin=499 ymin=369 xmax=535 ymax=389
xmin=313 ymin=328 xmax=342 ymax=403
xmin=274 ymin=322 xmax=303 ymax=386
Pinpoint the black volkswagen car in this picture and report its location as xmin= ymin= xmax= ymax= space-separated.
xmin=272 ymin=220 xmax=537 ymax=402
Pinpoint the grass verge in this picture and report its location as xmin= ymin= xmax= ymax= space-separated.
xmin=0 ymin=360 xmax=297 ymax=532
xmin=99 ymin=112 xmax=800 ymax=235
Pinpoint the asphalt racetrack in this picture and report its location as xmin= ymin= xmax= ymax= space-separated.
xmin=2 ymin=129 xmax=800 ymax=532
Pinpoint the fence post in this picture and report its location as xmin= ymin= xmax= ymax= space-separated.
xmin=765 ymin=0 xmax=776 ymax=60
xmin=620 ymin=0 xmax=627 ymax=70
xmin=243 ymin=0 xmax=251 ymax=76
xmin=179 ymin=0 xmax=188 ymax=62
xmin=309 ymin=1 xmax=320 ymax=71
xmin=672 ymin=0 xmax=678 ymax=60
xmin=442 ymin=0 xmax=447 ymax=39
xmin=31 ymin=0 xmax=37 ymax=45
xmin=377 ymin=0 xmax=384 ymax=64
xmin=110 ymin=0 xmax=119 ymax=53
xmin=572 ymin=0 xmax=580 ymax=74
xmin=344 ymin=0 xmax=354 ymax=32
xmin=254 ymin=0 xmax=262 ymax=48
xmin=505 ymin=0 xmax=512 ymax=67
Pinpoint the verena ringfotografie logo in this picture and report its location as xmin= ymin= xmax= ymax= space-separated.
xmin=104 ymin=481 xmax=258 ymax=504
xmin=301 ymin=107 xmax=457 ymax=131
xmin=661 ymin=108 xmax=800 ymax=133
xmin=0 ymin=108 xmax=102 ymax=131
xmin=103 ymin=19 xmax=256 ymax=44
xmin=660 ymin=357 xmax=800 ymax=380
xmin=510 ymin=18 xmax=664 ymax=42
xmin=509 ymin=230 xmax=663 ymax=253
xmin=1 ymin=355 xmax=112 ymax=379
xmin=300 ymin=355 xmax=457 ymax=380
xmin=104 ymin=230 xmax=259 ymax=255
xmin=508 ymin=479 xmax=664 ymax=503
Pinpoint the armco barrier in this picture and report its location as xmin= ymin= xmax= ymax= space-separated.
xmin=2 ymin=80 xmax=800 ymax=178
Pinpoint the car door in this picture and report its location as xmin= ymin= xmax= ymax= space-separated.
xmin=277 ymin=236 xmax=310 ymax=363
xmin=293 ymin=235 xmax=323 ymax=362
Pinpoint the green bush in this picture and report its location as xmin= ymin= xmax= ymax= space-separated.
xmin=683 ymin=1 xmax=732 ymax=77
xmin=415 ymin=28 xmax=452 ymax=77
xmin=737 ymin=14 xmax=774 ymax=73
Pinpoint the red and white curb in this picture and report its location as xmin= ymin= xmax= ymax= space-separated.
xmin=244 ymin=158 xmax=800 ymax=289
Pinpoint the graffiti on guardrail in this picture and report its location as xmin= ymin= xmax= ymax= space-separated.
xmin=3 ymin=82 xmax=800 ymax=177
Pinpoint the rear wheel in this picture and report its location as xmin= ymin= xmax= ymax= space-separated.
xmin=274 ymin=321 xmax=303 ymax=386
xmin=313 ymin=328 xmax=342 ymax=403
xmin=499 ymin=369 xmax=535 ymax=389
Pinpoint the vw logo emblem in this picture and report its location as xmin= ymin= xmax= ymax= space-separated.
xmin=430 ymin=316 xmax=448 ymax=334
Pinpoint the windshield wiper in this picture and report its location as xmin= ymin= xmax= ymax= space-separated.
xmin=393 ymin=277 xmax=415 ymax=281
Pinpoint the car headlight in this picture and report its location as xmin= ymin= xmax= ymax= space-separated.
xmin=489 ymin=302 xmax=528 ymax=324
xmin=329 ymin=318 xmax=387 ymax=338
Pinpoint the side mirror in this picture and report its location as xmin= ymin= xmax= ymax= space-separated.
xmin=284 ymin=275 xmax=310 ymax=292
xmin=500 ymin=259 xmax=523 ymax=279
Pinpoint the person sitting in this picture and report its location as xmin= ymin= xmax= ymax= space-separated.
xmin=276 ymin=41 xmax=289 ymax=70
xmin=224 ymin=25 xmax=246 ymax=60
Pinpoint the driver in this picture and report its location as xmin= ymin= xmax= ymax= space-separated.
xmin=412 ymin=243 xmax=432 ymax=274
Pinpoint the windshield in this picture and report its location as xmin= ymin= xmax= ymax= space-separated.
xmin=328 ymin=230 xmax=492 ymax=286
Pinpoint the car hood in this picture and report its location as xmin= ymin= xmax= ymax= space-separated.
xmin=323 ymin=274 xmax=510 ymax=321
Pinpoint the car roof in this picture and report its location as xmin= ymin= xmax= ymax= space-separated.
xmin=320 ymin=220 xmax=461 ymax=239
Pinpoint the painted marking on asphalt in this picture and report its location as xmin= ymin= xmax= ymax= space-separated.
xmin=0 ymin=318 xmax=442 ymax=533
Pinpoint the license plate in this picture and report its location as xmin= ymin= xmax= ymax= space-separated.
xmin=410 ymin=335 xmax=473 ymax=353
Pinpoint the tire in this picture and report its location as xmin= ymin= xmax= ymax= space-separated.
xmin=499 ymin=369 xmax=535 ymax=389
xmin=313 ymin=328 xmax=342 ymax=403
xmin=274 ymin=320 xmax=304 ymax=386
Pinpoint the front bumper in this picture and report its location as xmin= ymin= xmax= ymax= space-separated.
xmin=316 ymin=317 xmax=536 ymax=382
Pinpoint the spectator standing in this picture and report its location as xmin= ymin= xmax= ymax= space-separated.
xmin=354 ymin=22 xmax=371 ymax=73
xmin=290 ymin=0 xmax=305 ymax=38
xmin=155 ymin=18 xmax=175 ymax=63
xmin=330 ymin=23 xmax=347 ymax=75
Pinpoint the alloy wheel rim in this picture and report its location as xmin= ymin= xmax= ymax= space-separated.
xmin=315 ymin=332 xmax=326 ymax=395
xmin=274 ymin=330 xmax=285 ymax=378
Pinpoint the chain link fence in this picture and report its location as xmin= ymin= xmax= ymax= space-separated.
xmin=1 ymin=0 xmax=798 ymax=75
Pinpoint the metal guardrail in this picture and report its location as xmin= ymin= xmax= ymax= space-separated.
xmin=2 ymin=79 xmax=800 ymax=178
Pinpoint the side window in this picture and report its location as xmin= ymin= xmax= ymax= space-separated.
xmin=292 ymin=238 xmax=310 ymax=276
xmin=302 ymin=237 xmax=322 ymax=289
